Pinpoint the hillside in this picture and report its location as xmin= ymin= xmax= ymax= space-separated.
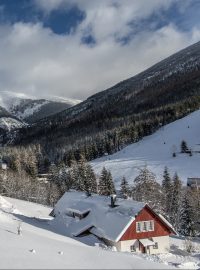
xmin=6 ymin=41 xmax=200 ymax=165
xmin=91 ymin=109 xmax=200 ymax=186
xmin=0 ymin=196 xmax=172 ymax=269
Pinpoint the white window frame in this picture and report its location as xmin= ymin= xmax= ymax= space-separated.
xmin=130 ymin=245 xmax=136 ymax=252
xmin=136 ymin=220 xmax=155 ymax=233
xmin=143 ymin=221 xmax=148 ymax=232
xmin=148 ymin=220 xmax=154 ymax=231
xmin=136 ymin=222 xmax=142 ymax=232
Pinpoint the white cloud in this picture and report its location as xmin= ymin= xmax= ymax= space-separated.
xmin=0 ymin=1 xmax=199 ymax=100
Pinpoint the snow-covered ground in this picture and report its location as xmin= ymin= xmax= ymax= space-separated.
xmin=142 ymin=236 xmax=200 ymax=269
xmin=0 ymin=196 xmax=174 ymax=269
xmin=91 ymin=109 xmax=200 ymax=187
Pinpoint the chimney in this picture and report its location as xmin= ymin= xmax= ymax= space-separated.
xmin=110 ymin=194 xmax=117 ymax=208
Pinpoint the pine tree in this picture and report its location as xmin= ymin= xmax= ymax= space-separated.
xmin=132 ymin=167 xmax=162 ymax=211
xmin=58 ymin=166 xmax=70 ymax=194
xmin=180 ymin=191 xmax=196 ymax=236
xmin=85 ymin=163 xmax=98 ymax=194
xmin=98 ymin=167 xmax=108 ymax=195
xmin=68 ymin=160 xmax=79 ymax=190
xmin=170 ymin=172 xmax=182 ymax=230
xmin=98 ymin=167 xmax=116 ymax=196
xmin=107 ymin=171 xmax=116 ymax=195
xmin=162 ymin=167 xmax=173 ymax=217
xmin=119 ymin=176 xmax=130 ymax=199
xmin=181 ymin=140 xmax=189 ymax=153
xmin=77 ymin=155 xmax=89 ymax=192
xmin=47 ymin=163 xmax=62 ymax=206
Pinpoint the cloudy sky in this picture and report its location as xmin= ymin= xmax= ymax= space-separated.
xmin=0 ymin=0 xmax=200 ymax=100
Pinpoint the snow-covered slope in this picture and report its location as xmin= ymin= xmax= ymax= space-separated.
xmin=0 ymin=117 xmax=26 ymax=131
xmin=91 ymin=109 xmax=200 ymax=187
xmin=0 ymin=91 xmax=81 ymax=123
xmin=0 ymin=196 xmax=171 ymax=269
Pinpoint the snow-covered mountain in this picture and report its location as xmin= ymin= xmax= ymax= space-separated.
xmin=0 ymin=91 xmax=81 ymax=124
xmin=91 ymin=109 xmax=200 ymax=186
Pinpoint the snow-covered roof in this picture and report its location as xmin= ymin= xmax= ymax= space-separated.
xmin=139 ymin=238 xmax=155 ymax=247
xmin=53 ymin=191 xmax=145 ymax=242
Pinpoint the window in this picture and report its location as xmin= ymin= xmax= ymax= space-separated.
xmin=136 ymin=222 xmax=141 ymax=232
xmin=153 ymin=242 xmax=158 ymax=249
xmin=136 ymin=220 xmax=155 ymax=233
xmin=130 ymin=245 xmax=136 ymax=252
xmin=143 ymin=221 xmax=148 ymax=231
xmin=149 ymin=220 xmax=154 ymax=231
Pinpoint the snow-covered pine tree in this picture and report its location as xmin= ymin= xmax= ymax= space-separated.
xmin=85 ymin=163 xmax=98 ymax=194
xmin=68 ymin=160 xmax=79 ymax=189
xmin=162 ymin=166 xmax=173 ymax=217
xmin=58 ymin=166 xmax=71 ymax=194
xmin=77 ymin=155 xmax=89 ymax=192
xmin=132 ymin=166 xmax=162 ymax=211
xmin=107 ymin=170 xmax=116 ymax=195
xmin=119 ymin=176 xmax=130 ymax=199
xmin=170 ymin=172 xmax=182 ymax=231
xmin=98 ymin=167 xmax=108 ymax=195
xmin=180 ymin=191 xmax=196 ymax=236
xmin=98 ymin=167 xmax=116 ymax=196
xmin=74 ymin=157 xmax=85 ymax=191
xmin=47 ymin=163 xmax=62 ymax=206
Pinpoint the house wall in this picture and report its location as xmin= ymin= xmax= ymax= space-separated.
xmin=119 ymin=239 xmax=140 ymax=253
xmin=149 ymin=236 xmax=170 ymax=254
xmin=104 ymin=236 xmax=169 ymax=254
xmin=120 ymin=206 xmax=172 ymax=241
xmin=107 ymin=236 xmax=170 ymax=254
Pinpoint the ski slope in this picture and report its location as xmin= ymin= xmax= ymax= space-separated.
xmin=91 ymin=109 xmax=200 ymax=187
xmin=0 ymin=196 xmax=171 ymax=269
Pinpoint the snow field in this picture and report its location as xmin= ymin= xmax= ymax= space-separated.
xmin=91 ymin=109 xmax=200 ymax=187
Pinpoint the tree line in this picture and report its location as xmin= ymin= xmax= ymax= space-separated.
xmin=0 ymin=149 xmax=199 ymax=237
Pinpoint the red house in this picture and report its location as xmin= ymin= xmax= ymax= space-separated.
xmin=52 ymin=191 xmax=176 ymax=254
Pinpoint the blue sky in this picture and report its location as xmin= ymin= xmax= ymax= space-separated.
xmin=0 ymin=0 xmax=199 ymax=99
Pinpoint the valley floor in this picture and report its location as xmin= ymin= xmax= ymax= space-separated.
xmin=0 ymin=196 xmax=199 ymax=269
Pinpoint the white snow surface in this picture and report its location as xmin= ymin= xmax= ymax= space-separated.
xmin=0 ymin=91 xmax=34 ymax=110
xmin=53 ymin=191 xmax=145 ymax=242
xmin=45 ymin=95 xmax=81 ymax=105
xmin=15 ymin=100 xmax=50 ymax=120
xmin=0 ymin=196 xmax=172 ymax=269
xmin=91 ymin=109 xmax=200 ymax=187
xmin=0 ymin=117 xmax=25 ymax=131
